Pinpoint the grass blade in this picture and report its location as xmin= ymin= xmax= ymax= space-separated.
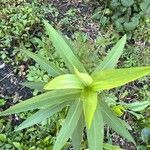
xmin=23 ymin=50 xmax=63 ymax=77
xmin=15 ymin=102 xmax=68 ymax=131
xmin=53 ymin=100 xmax=83 ymax=150
xmin=0 ymin=90 xmax=80 ymax=116
xmin=87 ymin=102 xmax=104 ymax=150
xmin=93 ymin=35 xmax=126 ymax=74
xmin=20 ymin=81 xmax=45 ymax=90
xmin=72 ymin=113 xmax=84 ymax=150
xmin=101 ymin=100 xmax=135 ymax=144
xmin=92 ymin=67 xmax=150 ymax=91
xmin=43 ymin=20 xmax=87 ymax=73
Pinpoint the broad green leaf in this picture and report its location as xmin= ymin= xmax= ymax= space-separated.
xmin=20 ymin=82 xmax=45 ymax=90
xmin=87 ymin=103 xmax=104 ymax=150
xmin=15 ymin=102 xmax=68 ymax=131
xmin=101 ymin=100 xmax=135 ymax=144
xmin=13 ymin=142 xmax=21 ymax=149
xmin=0 ymin=134 xmax=6 ymax=142
xmin=92 ymin=67 xmax=150 ymax=91
xmin=23 ymin=50 xmax=63 ymax=76
xmin=53 ymin=100 xmax=82 ymax=150
xmin=72 ymin=113 xmax=84 ymax=150
xmin=141 ymin=128 xmax=150 ymax=144
xmin=82 ymin=91 xmax=98 ymax=128
xmin=74 ymin=67 xmax=93 ymax=87
xmin=125 ymin=101 xmax=150 ymax=112
xmin=93 ymin=35 xmax=126 ymax=74
xmin=43 ymin=20 xmax=87 ymax=73
xmin=44 ymin=74 xmax=84 ymax=90
xmin=128 ymin=111 xmax=144 ymax=120
xmin=121 ymin=0 xmax=134 ymax=7
xmin=0 ymin=90 xmax=80 ymax=116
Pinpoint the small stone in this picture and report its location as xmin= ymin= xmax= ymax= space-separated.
xmin=0 ymin=63 xmax=5 ymax=69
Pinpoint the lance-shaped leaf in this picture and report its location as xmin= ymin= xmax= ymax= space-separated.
xmin=92 ymin=35 xmax=126 ymax=74
xmin=0 ymin=90 xmax=80 ymax=116
xmin=72 ymin=113 xmax=84 ymax=150
xmin=82 ymin=91 xmax=98 ymax=128
xmin=92 ymin=67 xmax=150 ymax=91
xmin=20 ymin=82 xmax=45 ymax=91
xmin=53 ymin=100 xmax=82 ymax=150
xmin=103 ymin=143 xmax=123 ymax=150
xmin=43 ymin=20 xmax=87 ymax=73
xmin=74 ymin=67 xmax=93 ymax=87
xmin=101 ymin=100 xmax=135 ymax=144
xmin=124 ymin=101 xmax=150 ymax=112
xmin=23 ymin=50 xmax=63 ymax=76
xmin=44 ymin=74 xmax=84 ymax=90
xmin=15 ymin=102 xmax=68 ymax=131
xmin=119 ymin=119 xmax=132 ymax=131
xmin=87 ymin=102 xmax=104 ymax=150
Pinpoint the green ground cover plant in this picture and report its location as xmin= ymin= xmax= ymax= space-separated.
xmin=0 ymin=20 xmax=150 ymax=150
xmin=92 ymin=0 xmax=150 ymax=33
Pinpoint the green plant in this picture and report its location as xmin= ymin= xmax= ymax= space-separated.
xmin=26 ymin=64 xmax=50 ymax=82
xmin=1 ymin=20 xmax=150 ymax=150
xmin=0 ymin=2 xmax=41 ymax=47
xmin=92 ymin=0 xmax=150 ymax=33
xmin=0 ymin=1 xmax=43 ymax=67
xmin=0 ymin=99 xmax=6 ymax=106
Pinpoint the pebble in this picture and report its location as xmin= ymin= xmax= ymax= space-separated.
xmin=0 ymin=63 xmax=5 ymax=69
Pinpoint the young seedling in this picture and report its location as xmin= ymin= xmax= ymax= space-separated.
xmin=1 ymin=20 xmax=150 ymax=150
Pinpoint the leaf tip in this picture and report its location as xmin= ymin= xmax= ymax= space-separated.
xmin=15 ymin=126 xmax=23 ymax=132
xmin=87 ymin=121 xmax=92 ymax=129
xmin=14 ymin=128 xmax=20 ymax=132
xmin=43 ymin=83 xmax=49 ymax=90
xmin=122 ymin=34 xmax=127 ymax=42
